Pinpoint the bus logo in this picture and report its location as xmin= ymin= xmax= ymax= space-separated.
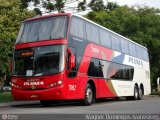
xmin=91 ymin=44 xmax=99 ymax=54
xmin=129 ymin=57 xmax=143 ymax=66
xmin=69 ymin=84 xmax=76 ymax=91
xmin=32 ymin=85 xmax=36 ymax=89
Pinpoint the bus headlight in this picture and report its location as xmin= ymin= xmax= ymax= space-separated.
xmin=57 ymin=80 xmax=63 ymax=85
xmin=11 ymin=83 xmax=22 ymax=89
xmin=49 ymin=80 xmax=63 ymax=88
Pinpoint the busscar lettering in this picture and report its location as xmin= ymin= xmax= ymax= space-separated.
xmin=91 ymin=44 xmax=99 ymax=54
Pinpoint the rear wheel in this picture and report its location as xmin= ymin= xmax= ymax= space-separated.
xmin=133 ymin=85 xmax=139 ymax=100
xmin=138 ymin=87 xmax=143 ymax=100
xmin=126 ymin=85 xmax=140 ymax=100
xmin=82 ymin=84 xmax=94 ymax=106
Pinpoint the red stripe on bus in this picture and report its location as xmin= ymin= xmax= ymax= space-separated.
xmin=15 ymin=40 xmax=67 ymax=49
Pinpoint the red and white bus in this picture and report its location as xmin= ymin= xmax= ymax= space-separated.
xmin=11 ymin=13 xmax=151 ymax=106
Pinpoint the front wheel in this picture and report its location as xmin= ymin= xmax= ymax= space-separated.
xmin=82 ymin=84 xmax=94 ymax=106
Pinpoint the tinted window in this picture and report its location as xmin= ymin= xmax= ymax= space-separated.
xmin=92 ymin=26 xmax=100 ymax=44
xmin=13 ymin=48 xmax=34 ymax=76
xmin=88 ymin=58 xmax=134 ymax=80
xmin=88 ymin=58 xmax=103 ymax=77
xmin=100 ymin=29 xmax=112 ymax=48
xmin=34 ymin=45 xmax=65 ymax=76
xmin=86 ymin=22 xmax=100 ymax=44
xmin=16 ymin=16 xmax=69 ymax=44
xmin=13 ymin=45 xmax=65 ymax=77
xmin=111 ymin=34 xmax=122 ymax=51
xmin=117 ymin=64 xmax=126 ymax=79
xmin=70 ymin=16 xmax=148 ymax=61
xmin=136 ymin=45 xmax=142 ymax=59
xmin=70 ymin=17 xmax=85 ymax=39
xmin=121 ymin=39 xmax=129 ymax=54
xmin=129 ymin=42 xmax=136 ymax=57
xmin=142 ymin=48 xmax=149 ymax=61
xmin=108 ymin=62 xmax=118 ymax=79
xmin=108 ymin=62 xmax=134 ymax=80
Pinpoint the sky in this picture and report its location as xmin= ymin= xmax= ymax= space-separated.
xmin=107 ymin=0 xmax=160 ymax=9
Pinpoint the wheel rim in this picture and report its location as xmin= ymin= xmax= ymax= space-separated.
xmin=86 ymin=88 xmax=93 ymax=103
xmin=135 ymin=87 xmax=138 ymax=99
xmin=139 ymin=88 xmax=142 ymax=99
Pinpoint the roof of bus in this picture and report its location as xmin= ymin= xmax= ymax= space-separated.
xmin=24 ymin=13 xmax=147 ymax=50
xmin=24 ymin=13 xmax=72 ymax=22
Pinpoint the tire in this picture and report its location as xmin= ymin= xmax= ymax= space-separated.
xmin=82 ymin=84 xmax=94 ymax=106
xmin=133 ymin=85 xmax=139 ymax=100
xmin=40 ymin=100 xmax=53 ymax=106
xmin=138 ymin=87 xmax=143 ymax=100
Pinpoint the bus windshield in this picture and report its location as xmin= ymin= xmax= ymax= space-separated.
xmin=16 ymin=16 xmax=69 ymax=44
xmin=13 ymin=45 xmax=65 ymax=77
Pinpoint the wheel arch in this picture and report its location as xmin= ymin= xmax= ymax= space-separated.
xmin=140 ymin=83 xmax=144 ymax=95
xmin=135 ymin=83 xmax=138 ymax=89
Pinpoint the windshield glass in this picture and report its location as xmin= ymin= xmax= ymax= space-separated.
xmin=14 ymin=48 xmax=34 ymax=76
xmin=16 ymin=16 xmax=69 ymax=44
xmin=13 ymin=45 xmax=65 ymax=77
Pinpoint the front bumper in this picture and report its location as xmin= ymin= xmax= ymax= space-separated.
xmin=11 ymin=86 xmax=66 ymax=101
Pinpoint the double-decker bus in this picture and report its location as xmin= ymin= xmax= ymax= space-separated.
xmin=11 ymin=13 xmax=151 ymax=106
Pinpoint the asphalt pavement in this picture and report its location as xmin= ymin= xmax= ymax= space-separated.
xmin=0 ymin=96 xmax=160 ymax=120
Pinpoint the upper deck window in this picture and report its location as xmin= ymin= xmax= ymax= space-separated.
xmin=16 ymin=16 xmax=69 ymax=44
xmin=70 ymin=16 xmax=85 ymax=39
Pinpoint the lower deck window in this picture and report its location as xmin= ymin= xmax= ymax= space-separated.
xmin=88 ymin=58 xmax=134 ymax=80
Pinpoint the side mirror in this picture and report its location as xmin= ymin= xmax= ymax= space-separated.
xmin=67 ymin=48 xmax=75 ymax=74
